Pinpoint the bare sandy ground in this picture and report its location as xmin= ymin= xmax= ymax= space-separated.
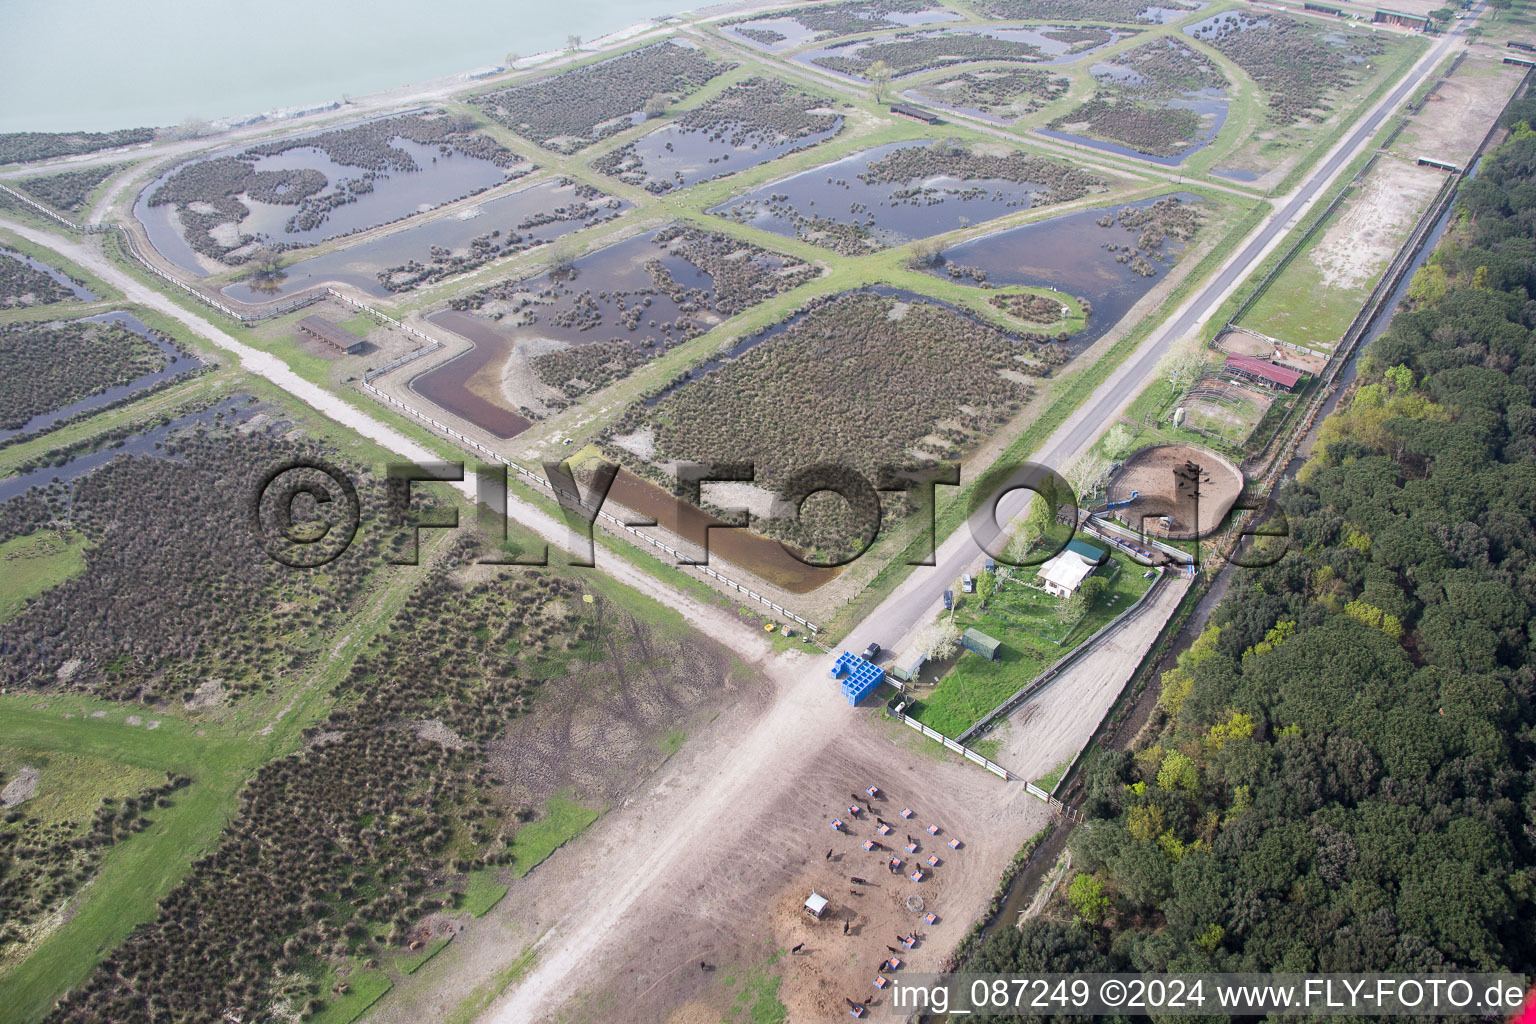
xmin=1310 ymin=156 xmax=1442 ymax=292
xmin=378 ymin=574 xmax=1187 ymax=1024
xmin=1408 ymin=57 xmax=1527 ymax=169
xmin=373 ymin=644 xmax=1054 ymax=1024
xmin=989 ymin=573 xmax=1190 ymax=782
xmin=1107 ymin=444 xmax=1244 ymax=539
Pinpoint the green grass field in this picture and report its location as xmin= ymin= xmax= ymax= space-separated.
xmin=308 ymin=968 xmax=393 ymax=1024
xmin=907 ymin=553 xmax=1155 ymax=738
xmin=396 ymin=936 xmax=453 ymax=976
xmin=459 ymin=868 xmax=510 ymax=917
xmin=510 ymin=795 xmax=601 ymax=878
xmin=0 ymin=531 xmax=90 ymax=622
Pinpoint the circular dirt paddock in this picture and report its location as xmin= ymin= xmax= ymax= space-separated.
xmin=1215 ymin=329 xmax=1273 ymax=358
xmin=1105 ymin=443 xmax=1245 ymax=539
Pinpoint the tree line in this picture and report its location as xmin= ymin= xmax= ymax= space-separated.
xmin=964 ymin=121 xmax=1536 ymax=1013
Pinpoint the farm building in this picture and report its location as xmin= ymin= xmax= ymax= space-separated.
xmin=961 ymin=628 xmax=1001 ymax=662
xmin=1037 ymin=538 xmax=1107 ymax=598
xmin=1223 ymin=353 xmax=1302 ymax=392
xmin=888 ymin=103 xmax=941 ymax=125
xmin=1373 ymin=8 xmax=1431 ymax=29
xmin=805 ymin=892 xmax=829 ymax=919
xmin=893 ymin=650 xmax=927 ymax=682
xmin=297 ymin=315 xmax=365 ymax=354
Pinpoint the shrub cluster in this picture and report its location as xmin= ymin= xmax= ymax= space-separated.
xmin=0 ymin=775 xmax=190 ymax=953
xmin=471 ymin=43 xmax=734 ymax=153
xmin=0 ymin=250 xmax=76 ymax=308
xmin=860 ymin=144 xmax=1103 ymax=198
xmin=814 ymin=32 xmax=1052 ymax=78
xmin=593 ymin=77 xmax=840 ymax=193
xmin=462 ymin=224 xmax=816 ymax=397
xmin=14 ymin=164 xmax=123 ymax=214
xmin=1050 ymin=98 xmax=1203 ymax=156
xmin=531 ymin=339 xmax=652 ymax=395
xmin=727 ymin=0 xmax=939 ymax=40
xmin=1109 ymin=36 xmax=1226 ymax=96
xmin=972 ymin=0 xmax=1194 ymax=22
xmin=1049 ymin=38 xmax=1226 ymax=155
xmin=0 ymin=319 xmax=171 ymax=429
xmin=1094 ymin=196 xmax=1202 ymax=275
xmin=1189 ymin=13 xmax=1382 ymax=125
xmin=737 ymin=26 xmax=787 ymax=45
xmin=44 ymin=548 xmax=720 ymax=1024
xmin=0 ymin=128 xmax=154 ymax=164
xmin=989 ymin=290 xmax=1072 ymax=324
xmin=918 ymin=68 xmax=1070 ymax=117
xmin=612 ymin=290 xmax=1051 ymax=557
xmin=0 ymin=420 xmax=381 ymax=702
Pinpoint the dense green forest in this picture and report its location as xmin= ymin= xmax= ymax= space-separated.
xmin=969 ymin=123 xmax=1536 ymax=1004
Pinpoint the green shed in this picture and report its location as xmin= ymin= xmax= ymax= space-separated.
xmin=1065 ymin=538 xmax=1107 ymax=565
xmin=962 ymin=628 xmax=1002 ymax=662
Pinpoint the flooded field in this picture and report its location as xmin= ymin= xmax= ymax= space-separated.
xmin=933 ymin=193 xmax=1203 ymax=349
xmin=1182 ymin=10 xmax=1386 ymax=130
xmin=594 ymin=77 xmax=845 ymax=194
xmin=0 ymin=312 xmax=201 ymax=441
xmin=221 ymin=179 xmax=627 ymax=302
xmin=709 ymin=140 xmax=1103 ymax=253
xmin=595 ymin=115 xmax=842 ymax=194
xmin=0 ymin=247 xmax=99 ymax=304
xmin=903 ymin=67 xmax=1071 ymax=124
xmin=1040 ymin=87 xmax=1226 ymax=164
xmin=722 ymin=5 xmax=960 ymax=51
xmin=0 ymin=396 xmax=249 ymax=504
xmin=799 ymin=25 xmax=1134 ymax=81
xmin=604 ymin=468 xmax=840 ymax=593
xmin=136 ymin=111 xmax=532 ymax=275
xmin=1040 ymin=38 xmax=1230 ymax=163
xmin=411 ymin=225 xmax=817 ymax=436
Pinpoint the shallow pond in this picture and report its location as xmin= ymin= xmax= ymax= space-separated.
xmin=608 ymin=116 xmax=843 ymax=192
xmin=602 ymin=468 xmax=841 ymax=593
xmin=1182 ymin=11 xmax=1268 ymax=37
xmin=0 ymin=312 xmax=202 ymax=442
xmin=1212 ymin=166 xmax=1262 ymax=182
xmin=221 ymin=179 xmax=628 ymax=302
xmin=708 ymin=140 xmax=1055 ymax=248
xmin=0 ymin=396 xmax=249 ymax=504
xmin=1038 ymin=87 xmax=1228 ymax=165
xmin=137 ymin=128 xmax=529 ymax=276
xmin=412 ymin=229 xmax=739 ymax=438
xmin=1 ymin=247 xmax=98 ymax=302
xmin=931 ymin=193 xmax=1203 ymax=351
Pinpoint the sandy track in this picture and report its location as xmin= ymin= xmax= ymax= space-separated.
xmin=991 ymin=574 xmax=1190 ymax=782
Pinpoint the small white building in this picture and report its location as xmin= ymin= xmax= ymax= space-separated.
xmin=1037 ymin=539 xmax=1109 ymax=598
xmin=805 ymin=892 xmax=829 ymax=919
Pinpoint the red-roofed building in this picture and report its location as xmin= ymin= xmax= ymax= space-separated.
xmin=1223 ymin=353 xmax=1302 ymax=392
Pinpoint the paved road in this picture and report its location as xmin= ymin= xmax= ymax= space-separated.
xmin=844 ymin=21 xmax=1466 ymax=661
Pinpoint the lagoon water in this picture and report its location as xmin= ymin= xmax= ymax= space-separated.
xmin=0 ymin=0 xmax=692 ymax=133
